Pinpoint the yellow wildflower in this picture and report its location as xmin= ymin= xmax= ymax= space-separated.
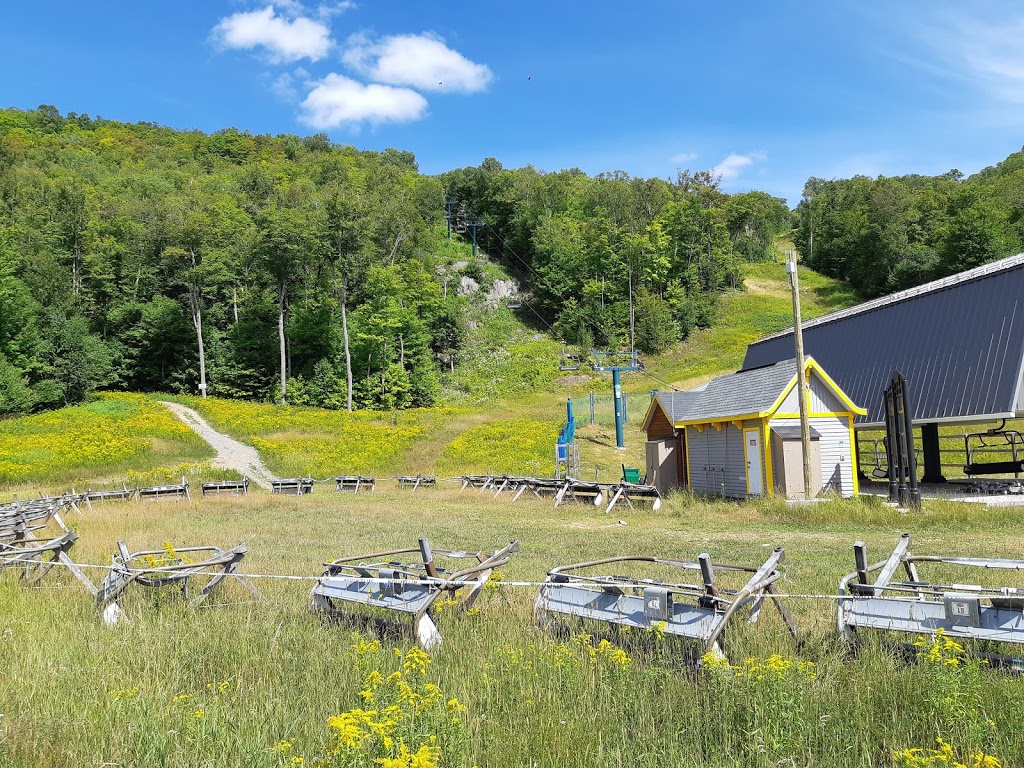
xmin=351 ymin=637 xmax=381 ymax=658
xmin=402 ymin=647 xmax=431 ymax=676
xmin=648 ymin=621 xmax=667 ymax=641
xmin=893 ymin=737 xmax=1001 ymax=768
xmin=327 ymin=711 xmax=367 ymax=750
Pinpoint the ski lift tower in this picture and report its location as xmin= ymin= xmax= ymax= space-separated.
xmin=464 ymin=216 xmax=485 ymax=258
xmin=444 ymin=197 xmax=459 ymax=239
xmin=591 ymin=349 xmax=639 ymax=449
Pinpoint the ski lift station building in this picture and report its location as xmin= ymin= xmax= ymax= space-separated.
xmin=742 ymin=253 xmax=1024 ymax=484
xmin=643 ymin=358 xmax=866 ymax=499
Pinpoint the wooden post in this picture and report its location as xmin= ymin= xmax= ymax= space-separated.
xmin=787 ymin=256 xmax=813 ymax=499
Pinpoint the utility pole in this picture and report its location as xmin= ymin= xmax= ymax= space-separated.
xmin=787 ymin=255 xmax=814 ymax=499
xmin=627 ymin=257 xmax=635 ymax=353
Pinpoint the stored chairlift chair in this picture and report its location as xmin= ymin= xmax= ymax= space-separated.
xmin=0 ymin=500 xmax=94 ymax=591
xmin=96 ymin=540 xmax=261 ymax=626
xmin=335 ymin=475 xmax=376 ymax=493
xmin=271 ymin=477 xmax=314 ymax=495
xmin=963 ymin=421 xmax=1024 ymax=478
xmin=137 ymin=476 xmax=191 ymax=501
xmin=839 ymin=534 xmax=1024 ymax=665
xmin=868 ymin=438 xmax=890 ymax=479
xmin=535 ymin=546 xmax=798 ymax=662
xmin=311 ymin=537 xmax=520 ymax=649
xmin=603 ymin=465 xmax=663 ymax=514
xmin=201 ymin=478 xmax=249 ymax=496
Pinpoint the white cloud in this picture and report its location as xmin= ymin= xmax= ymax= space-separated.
xmin=670 ymin=151 xmax=698 ymax=165
xmin=342 ymin=32 xmax=492 ymax=93
xmin=213 ymin=6 xmax=331 ymax=64
xmin=897 ymin=10 xmax=1024 ymax=104
xmin=943 ymin=17 xmax=1024 ymax=103
xmin=318 ymin=1 xmax=356 ymax=18
xmin=299 ymin=74 xmax=428 ymax=128
xmin=271 ymin=70 xmax=304 ymax=103
xmin=712 ymin=152 xmax=765 ymax=181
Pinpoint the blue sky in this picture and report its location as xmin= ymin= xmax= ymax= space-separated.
xmin=2 ymin=1 xmax=1023 ymax=205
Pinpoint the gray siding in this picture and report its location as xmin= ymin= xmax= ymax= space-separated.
xmin=771 ymin=370 xmax=848 ymax=415
xmin=809 ymin=371 xmax=847 ymax=414
xmin=769 ymin=415 xmax=855 ymax=497
xmin=686 ymin=423 xmax=755 ymax=498
xmin=777 ymin=384 xmax=799 ymax=413
xmin=744 ymin=258 xmax=1024 ymax=426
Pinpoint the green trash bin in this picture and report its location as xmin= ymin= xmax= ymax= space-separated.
xmin=622 ymin=466 xmax=642 ymax=484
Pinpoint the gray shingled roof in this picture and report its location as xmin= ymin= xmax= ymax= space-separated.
xmin=654 ymin=359 xmax=800 ymax=424
xmin=651 ymin=390 xmax=702 ymax=423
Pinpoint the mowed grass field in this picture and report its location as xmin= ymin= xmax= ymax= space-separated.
xmin=2 ymin=489 xmax=1024 ymax=767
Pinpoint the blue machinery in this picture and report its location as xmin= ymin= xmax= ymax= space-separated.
xmin=556 ymin=399 xmax=579 ymax=479
xmin=591 ymin=350 xmax=639 ymax=449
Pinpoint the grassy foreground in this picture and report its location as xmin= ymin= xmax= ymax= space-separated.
xmin=2 ymin=489 xmax=1023 ymax=767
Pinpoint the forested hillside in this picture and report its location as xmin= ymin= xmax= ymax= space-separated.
xmin=443 ymin=165 xmax=791 ymax=352
xmin=794 ymin=151 xmax=1024 ymax=298
xmin=0 ymin=106 xmax=792 ymax=416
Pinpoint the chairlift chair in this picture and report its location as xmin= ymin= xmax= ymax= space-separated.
xmin=839 ymin=533 xmax=1024 ymax=666
xmin=96 ymin=540 xmax=261 ymax=626
xmin=963 ymin=421 xmax=1024 ymax=477
xmin=558 ymin=343 xmax=582 ymax=372
xmin=311 ymin=537 xmax=520 ymax=649
xmin=0 ymin=500 xmax=92 ymax=590
xmin=535 ymin=546 xmax=797 ymax=662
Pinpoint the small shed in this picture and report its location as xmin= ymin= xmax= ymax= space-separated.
xmin=641 ymin=357 xmax=867 ymax=499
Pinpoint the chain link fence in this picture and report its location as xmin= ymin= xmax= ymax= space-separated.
xmin=570 ymin=391 xmax=656 ymax=428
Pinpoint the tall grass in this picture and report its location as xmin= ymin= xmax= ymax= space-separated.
xmin=436 ymin=419 xmax=560 ymax=476
xmin=0 ymin=393 xmax=212 ymax=490
xmin=2 ymin=491 xmax=1023 ymax=766
xmin=161 ymin=396 xmax=448 ymax=477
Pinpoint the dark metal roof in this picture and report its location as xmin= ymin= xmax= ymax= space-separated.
xmin=742 ymin=253 xmax=1024 ymax=427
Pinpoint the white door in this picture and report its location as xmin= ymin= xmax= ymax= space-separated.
xmin=745 ymin=429 xmax=763 ymax=495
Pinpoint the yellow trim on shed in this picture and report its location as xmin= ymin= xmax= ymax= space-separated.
xmin=684 ymin=427 xmax=691 ymax=490
xmin=849 ymin=415 xmax=859 ymax=496
xmin=806 ymin=359 xmax=868 ymax=416
xmin=667 ymin=357 xmax=866 ymax=431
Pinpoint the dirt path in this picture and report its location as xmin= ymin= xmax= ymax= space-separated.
xmin=159 ymin=401 xmax=277 ymax=490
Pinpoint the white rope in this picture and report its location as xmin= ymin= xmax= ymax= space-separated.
xmin=0 ymin=555 xmax=929 ymax=600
